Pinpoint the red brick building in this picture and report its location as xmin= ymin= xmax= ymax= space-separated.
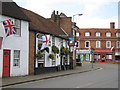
xmin=76 ymin=22 xmax=120 ymax=63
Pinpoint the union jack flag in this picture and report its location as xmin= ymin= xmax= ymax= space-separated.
xmin=3 ymin=19 xmax=16 ymax=37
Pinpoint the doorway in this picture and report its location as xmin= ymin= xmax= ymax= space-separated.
xmin=3 ymin=50 xmax=11 ymax=77
xmin=100 ymin=54 xmax=106 ymax=63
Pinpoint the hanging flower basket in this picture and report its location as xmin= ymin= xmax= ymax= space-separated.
xmin=65 ymin=48 xmax=70 ymax=55
xmin=49 ymin=54 xmax=56 ymax=60
xmin=36 ymin=51 xmax=44 ymax=59
xmin=52 ymin=45 xmax=59 ymax=54
xmin=60 ymin=46 xmax=66 ymax=55
xmin=38 ymin=43 xmax=42 ymax=50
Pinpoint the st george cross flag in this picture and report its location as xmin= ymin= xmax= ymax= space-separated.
xmin=3 ymin=19 xmax=16 ymax=37
xmin=40 ymin=35 xmax=50 ymax=50
xmin=0 ymin=37 xmax=3 ymax=49
xmin=70 ymin=46 xmax=74 ymax=52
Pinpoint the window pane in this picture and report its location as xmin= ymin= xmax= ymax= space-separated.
xmin=106 ymin=41 xmax=111 ymax=48
xmin=76 ymin=41 xmax=79 ymax=48
xmin=96 ymin=32 xmax=100 ymax=37
xmin=15 ymin=19 xmax=21 ymax=36
xmin=116 ymin=41 xmax=120 ymax=48
xmin=96 ymin=41 xmax=100 ymax=48
xmin=106 ymin=55 xmax=112 ymax=59
xmin=52 ymin=37 xmax=55 ymax=45
xmin=14 ymin=50 xmax=20 ymax=66
xmin=106 ymin=32 xmax=111 ymax=37
xmin=116 ymin=33 xmax=120 ymax=37
xmin=86 ymin=41 xmax=90 ymax=47
xmin=76 ymin=32 xmax=80 ymax=37
xmin=85 ymin=32 xmax=90 ymax=36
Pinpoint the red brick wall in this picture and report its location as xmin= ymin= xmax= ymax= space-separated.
xmin=77 ymin=28 xmax=119 ymax=50
xmin=60 ymin=18 xmax=72 ymax=35
xmin=29 ymin=31 xmax=35 ymax=75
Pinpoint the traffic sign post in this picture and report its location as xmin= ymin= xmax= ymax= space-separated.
xmin=90 ymin=50 xmax=94 ymax=69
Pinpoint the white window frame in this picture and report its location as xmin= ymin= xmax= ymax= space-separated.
xmin=85 ymin=32 xmax=90 ymax=37
xmin=13 ymin=50 xmax=20 ymax=67
xmin=85 ymin=41 xmax=90 ymax=48
xmin=106 ymin=32 xmax=111 ymax=37
xmin=15 ymin=19 xmax=21 ymax=36
xmin=76 ymin=41 xmax=80 ymax=48
xmin=76 ymin=32 xmax=80 ymax=37
xmin=96 ymin=32 xmax=101 ymax=37
xmin=96 ymin=41 xmax=101 ymax=48
xmin=106 ymin=41 xmax=111 ymax=48
xmin=116 ymin=41 xmax=120 ymax=48
xmin=116 ymin=32 xmax=120 ymax=37
xmin=52 ymin=36 xmax=55 ymax=46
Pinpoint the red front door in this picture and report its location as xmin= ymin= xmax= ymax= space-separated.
xmin=3 ymin=50 xmax=10 ymax=77
xmin=100 ymin=54 xmax=106 ymax=63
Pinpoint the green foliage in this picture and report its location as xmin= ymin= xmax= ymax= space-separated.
xmin=52 ymin=45 xmax=59 ymax=54
xmin=38 ymin=43 xmax=42 ymax=50
xmin=60 ymin=47 xmax=66 ymax=55
xmin=49 ymin=54 xmax=56 ymax=60
xmin=36 ymin=51 xmax=44 ymax=59
xmin=65 ymin=48 xmax=70 ymax=55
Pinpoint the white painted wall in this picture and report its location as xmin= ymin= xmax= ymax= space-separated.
xmin=35 ymin=34 xmax=69 ymax=68
xmin=0 ymin=15 xmax=29 ymax=77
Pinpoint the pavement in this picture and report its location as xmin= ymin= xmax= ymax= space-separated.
xmin=1 ymin=62 xmax=101 ymax=88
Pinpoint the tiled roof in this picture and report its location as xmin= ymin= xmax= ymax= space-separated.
xmin=21 ymin=8 xmax=67 ymax=38
xmin=1 ymin=2 xmax=29 ymax=21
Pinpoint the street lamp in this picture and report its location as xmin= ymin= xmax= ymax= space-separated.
xmin=73 ymin=14 xmax=83 ymax=22
xmin=71 ymin=13 xmax=83 ymax=68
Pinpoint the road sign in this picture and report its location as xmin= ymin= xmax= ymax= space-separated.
xmin=90 ymin=51 xmax=94 ymax=55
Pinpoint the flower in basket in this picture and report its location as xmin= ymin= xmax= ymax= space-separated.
xmin=60 ymin=46 xmax=66 ymax=55
xmin=36 ymin=51 xmax=44 ymax=59
xmin=65 ymin=48 xmax=70 ymax=55
xmin=38 ymin=43 xmax=42 ymax=50
xmin=49 ymin=54 xmax=56 ymax=60
xmin=52 ymin=45 xmax=59 ymax=54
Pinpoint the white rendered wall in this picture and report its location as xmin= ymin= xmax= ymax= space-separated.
xmin=0 ymin=15 xmax=29 ymax=77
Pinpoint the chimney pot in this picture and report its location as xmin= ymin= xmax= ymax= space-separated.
xmin=110 ymin=22 xmax=115 ymax=29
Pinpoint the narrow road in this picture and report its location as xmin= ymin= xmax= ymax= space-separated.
xmin=6 ymin=63 xmax=119 ymax=88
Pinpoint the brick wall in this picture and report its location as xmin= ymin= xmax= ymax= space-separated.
xmin=77 ymin=28 xmax=119 ymax=50
xmin=29 ymin=31 xmax=35 ymax=75
xmin=60 ymin=18 xmax=72 ymax=35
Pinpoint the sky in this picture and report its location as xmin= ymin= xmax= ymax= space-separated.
xmin=13 ymin=0 xmax=119 ymax=29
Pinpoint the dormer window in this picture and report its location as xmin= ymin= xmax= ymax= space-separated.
xmin=76 ymin=32 xmax=80 ymax=37
xmin=116 ymin=32 xmax=120 ymax=37
xmin=106 ymin=32 xmax=111 ymax=37
xmin=85 ymin=32 xmax=90 ymax=37
xmin=96 ymin=32 xmax=101 ymax=37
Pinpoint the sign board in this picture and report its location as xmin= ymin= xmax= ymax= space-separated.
xmin=90 ymin=51 xmax=94 ymax=55
xmin=69 ymin=37 xmax=75 ymax=46
xmin=76 ymin=50 xmax=90 ymax=54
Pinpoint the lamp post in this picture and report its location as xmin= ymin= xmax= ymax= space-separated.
xmin=73 ymin=14 xmax=83 ymax=22
xmin=71 ymin=13 xmax=83 ymax=68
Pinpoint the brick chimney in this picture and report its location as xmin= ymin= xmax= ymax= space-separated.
xmin=51 ymin=10 xmax=56 ymax=22
xmin=110 ymin=22 xmax=115 ymax=29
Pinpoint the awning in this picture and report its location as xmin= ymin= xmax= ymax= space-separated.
xmin=95 ymin=50 xmax=113 ymax=54
xmin=115 ymin=50 xmax=120 ymax=52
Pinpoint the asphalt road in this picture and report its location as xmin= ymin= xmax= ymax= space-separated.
xmin=7 ymin=63 xmax=119 ymax=88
